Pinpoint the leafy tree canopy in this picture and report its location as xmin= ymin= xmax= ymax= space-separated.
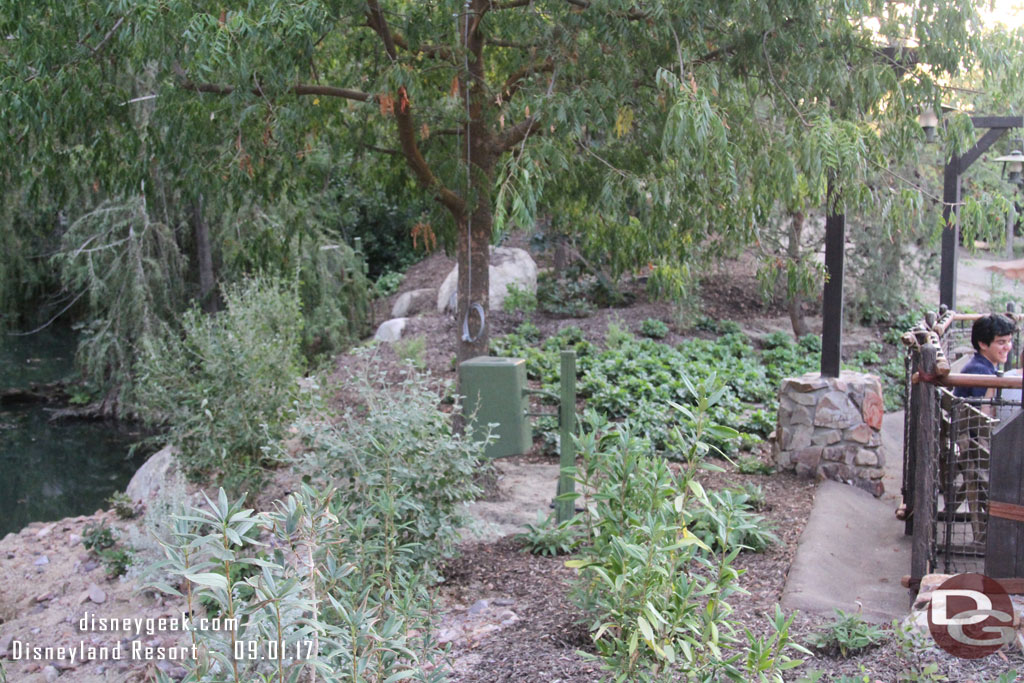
xmin=1 ymin=0 xmax=1007 ymax=354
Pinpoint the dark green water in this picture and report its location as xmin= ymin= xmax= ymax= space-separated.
xmin=0 ymin=328 xmax=146 ymax=537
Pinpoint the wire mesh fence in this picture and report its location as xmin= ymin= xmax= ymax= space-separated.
xmin=904 ymin=312 xmax=1024 ymax=577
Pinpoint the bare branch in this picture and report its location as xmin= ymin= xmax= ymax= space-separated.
xmin=174 ymin=72 xmax=373 ymax=102
xmin=91 ymin=16 xmax=124 ymax=56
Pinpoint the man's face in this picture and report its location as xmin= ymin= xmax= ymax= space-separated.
xmin=979 ymin=334 xmax=1014 ymax=365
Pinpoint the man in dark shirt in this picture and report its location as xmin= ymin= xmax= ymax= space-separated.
xmin=951 ymin=313 xmax=1015 ymax=543
xmin=954 ymin=313 xmax=1015 ymax=400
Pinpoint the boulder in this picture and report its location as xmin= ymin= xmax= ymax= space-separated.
xmin=374 ymin=317 xmax=408 ymax=342
xmin=391 ymin=288 xmax=436 ymax=318
xmin=436 ymin=247 xmax=538 ymax=313
xmin=126 ymin=445 xmax=180 ymax=503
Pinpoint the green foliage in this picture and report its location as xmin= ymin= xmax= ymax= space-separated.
xmin=736 ymin=456 xmax=776 ymax=476
xmin=687 ymin=488 xmax=779 ymax=554
xmin=149 ymin=486 xmax=446 ymax=683
xmin=106 ymin=492 xmax=138 ymax=519
xmin=54 ymin=198 xmax=186 ymax=404
xmin=639 ymin=318 xmax=669 ymax=339
xmin=502 ymin=282 xmax=538 ymax=317
xmin=133 ymin=277 xmax=305 ymax=491
xmin=293 ymin=234 xmax=372 ymax=361
xmin=393 ymin=336 xmax=427 ymax=369
xmin=515 ymin=320 xmax=541 ymax=343
xmin=515 ymin=512 xmax=580 ymax=556
xmin=100 ymin=547 xmax=134 ymax=578
xmin=373 ymin=270 xmax=405 ymax=298
xmin=82 ymin=521 xmax=117 ymax=552
xmin=292 ymin=356 xmax=485 ymax=575
xmin=565 ymin=402 xmax=806 ymax=681
xmin=805 ymin=610 xmax=887 ymax=658
xmin=82 ymin=520 xmax=132 ymax=577
xmin=494 ymin=328 xmax=810 ymax=454
xmin=536 ymin=272 xmax=597 ymax=318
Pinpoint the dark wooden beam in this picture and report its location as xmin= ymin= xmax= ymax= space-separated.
xmin=821 ymin=182 xmax=845 ymax=378
xmin=969 ymin=116 xmax=1024 ymax=131
xmin=958 ymin=127 xmax=1011 ymax=174
xmin=939 ymin=117 xmax=1023 ymax=309
xmin=940 ymin=157 xmax=961 ymax=309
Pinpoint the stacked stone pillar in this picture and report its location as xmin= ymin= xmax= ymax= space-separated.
xmin=773 ymin=370 xmax=886 ymax=496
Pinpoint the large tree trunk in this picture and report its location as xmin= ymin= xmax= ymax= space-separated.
xmin=787 ymin=211 xmax=810 ymax=338
xmin=190 ymin=197 xmax=217 ymax=313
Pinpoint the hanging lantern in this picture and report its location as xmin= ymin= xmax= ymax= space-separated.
xmin=994 ymin=150 xmax=1024 ymax=184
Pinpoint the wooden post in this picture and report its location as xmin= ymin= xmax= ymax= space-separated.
xmin=911 ymin=343 xmax=939 ymax=582
xmin=556 ymin=351 xmax=577 ymax=523
xmin=939 ymin=158 xmax=961 ymax=310
xmin=939 ymin=117 xmax=1021 ymax=309
xmin=904 ymin=349 xmax=920 ymax=536
xmin=821 ymin=180 xmax=845 ymax=378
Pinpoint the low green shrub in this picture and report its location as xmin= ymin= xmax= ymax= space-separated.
xmin=502 ymin=282 xmax=538 ymax=317
xmin=82 ymin=521 xmax=117 ymax=552
xmin=516 ymin=512 xmax=580 ymax=556
xmin=106 ymin=491 xmax=138 ymax=519
xmin=292 ymin=357 xmax=486 ymax=575
xmin=149 ymin=483 xmax=454 ymax=682
xmin=639 ymin=317 xmax=669 ymax=339
xmin=133 ymin=277 xmax=306 ymax=492
xmin=805 ymin=609 xmax=887 ymax=658
xmin=564 ymin=398 xmax=807 ymax=681
xmin=492 ymin=323 xmax=903 ymax=457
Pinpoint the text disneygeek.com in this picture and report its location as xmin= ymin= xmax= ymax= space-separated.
xmin=6 ymin=612 xmax=238 ymax=664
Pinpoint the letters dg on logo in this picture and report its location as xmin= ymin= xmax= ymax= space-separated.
xmin=927 ymin=573 xmax=1016 ymax=658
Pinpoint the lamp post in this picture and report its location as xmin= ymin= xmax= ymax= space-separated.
xmin=994 ymin=149 xmax=1024 ymax=184
xmin=919 ymin=107 xmax=940 ymax=144
xmin=994 ymin=148 xmax=1024 ymax=258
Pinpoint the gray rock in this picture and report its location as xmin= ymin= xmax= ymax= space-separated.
xmin=811 ymin=429 xmax=843 ymax=446
xmin=813 ymin=391 xmax=860 ymax=429
xmin=373 ymin=317 xmax=409 ymax=343
xmin=126 ymin=444 xmax=180 ymax=503
xmin=391 ymin=288 xmax=436 ymax=318
xmin=784 ymin=374 xmax=830 ymax=393
xmin=87 ymin=583 xmax=106 ymax=604
xmin=436 ymin=247 xmax=538 ymax=313
xmin=33 ymin=555 xmax=49 ymax=566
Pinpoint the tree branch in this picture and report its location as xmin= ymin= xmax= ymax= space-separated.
xmin=175 ymin=73 xmax=373 ymax=102
xmin=389 ymin=32 xmax=455 ymax=60
xmin=563 ymin=0 xmax=648 ymax=20
xmin=496 ymin=115 xmax=541 ymax=152
xmin=503 ymin=60 xmax=554 ymax=100
xmin=487 ymin=39 xmax=540 ymax=49
xmin=491 ymin=0 xmax=532 ymax=9
xmin=364 ymin=2 xmax=463 ymax=215
xmin=91 ymin=16 xmax=124 ymax=56
xmin=365 ymin=0 xmax=399 ymax=61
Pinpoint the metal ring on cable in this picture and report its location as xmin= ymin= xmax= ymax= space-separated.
xmin=462 ymin=302 xmax=486 ymax=343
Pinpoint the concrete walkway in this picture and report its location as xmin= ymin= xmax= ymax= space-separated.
xmin=780 ymin=410 xmax=915 ymax=622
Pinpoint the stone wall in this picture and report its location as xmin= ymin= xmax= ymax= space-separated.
xmin=773 ymin=370 xmax=886 ymax=496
